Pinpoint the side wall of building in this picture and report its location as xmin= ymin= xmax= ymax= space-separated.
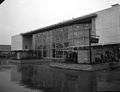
xmin=95 ymin=5 xmax=120 ymax=44
xmin=11 ymin=34 xmax=23 ymax=51
xmin=23 ymin=36 xmax=32 ymax=50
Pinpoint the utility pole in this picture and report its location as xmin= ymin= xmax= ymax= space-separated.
xmin=89 ymin=28 xmax=92 ymax=64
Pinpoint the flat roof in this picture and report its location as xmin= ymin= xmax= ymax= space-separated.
xmin=22 ymin=13 xmax=97 ymax=36
xmin=0 ymin=45 xmax=11 ymax=51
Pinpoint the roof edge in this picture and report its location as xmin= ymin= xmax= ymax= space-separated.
xmin=22 ymin=13 xmax=97 ymax=36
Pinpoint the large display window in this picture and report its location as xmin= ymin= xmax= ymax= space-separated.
xmin=32 ymin=23 xmax=92 ymax=58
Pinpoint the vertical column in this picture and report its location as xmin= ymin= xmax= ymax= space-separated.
xmin=49 ymin=30 xmax=53 ymax=58
xmin=49 ymin=44 xmax=53 ymax=58
xmin=91 ymin=18 xmax=96 ymax=36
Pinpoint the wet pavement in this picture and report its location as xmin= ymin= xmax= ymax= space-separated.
xmin=0 ymin=63 xmax=120 ymax=92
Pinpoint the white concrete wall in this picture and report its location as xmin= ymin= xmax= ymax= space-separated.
xmin=11 ymin=34 xmax=23 ymax=51
xmin=95 ymin=4 xmax=120 ymax=44
xmin=11 ymin=34 xmax=32 ymax=51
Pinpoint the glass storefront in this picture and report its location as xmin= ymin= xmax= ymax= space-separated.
xmin=32 ymin=23 xmax=92 ymax=58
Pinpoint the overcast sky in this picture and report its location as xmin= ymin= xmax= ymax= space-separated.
xmin=0 ymin=0 xmax=120 ymax=45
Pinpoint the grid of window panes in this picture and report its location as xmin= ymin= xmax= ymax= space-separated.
xmin=32 ymin=23 xmax=91 ymax=58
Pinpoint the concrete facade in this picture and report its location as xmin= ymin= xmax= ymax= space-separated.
xmin=11 ymin=34 xmax=32 ymax=51
xmin=11 ymin=4 xmax=120 ymax=51
xmin=11 ymin=34 xmax=23 ymax=51
xmin=95 ymin=4 xmax=120 ymax=44
xmin=11 ymin=4 xmax=120 ymax=63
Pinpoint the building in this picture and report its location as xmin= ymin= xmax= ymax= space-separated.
xmin=0 ymin=45 xmax=11 ymax=58
xmin=11 ymin=4 xmax=120 ymax=63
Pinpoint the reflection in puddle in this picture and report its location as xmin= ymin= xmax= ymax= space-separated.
xmin=1 ymin=64 xmax=120 ymax=92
